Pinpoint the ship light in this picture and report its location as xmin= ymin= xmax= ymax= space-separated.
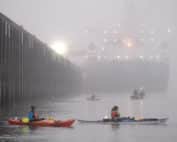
xmin=123 ymin=38 xmax=134 ymax=48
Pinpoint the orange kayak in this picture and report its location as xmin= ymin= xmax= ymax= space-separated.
xmin=8 ymin=118 xmax=75 ymax=128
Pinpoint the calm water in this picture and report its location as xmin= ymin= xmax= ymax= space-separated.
xmin=0 ymin=93 xmax=177 ymax=142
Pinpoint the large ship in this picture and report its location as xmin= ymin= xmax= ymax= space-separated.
xmin=82 ymin=55 xmax=169 ymax=93
xmin=78 ymin=27 xmax=170 ymax=93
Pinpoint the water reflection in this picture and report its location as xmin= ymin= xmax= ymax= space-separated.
xmin=0 ymin=93 xmax=177 ymax=142
xmin=111 ymin=124 xmax=120 ymax=130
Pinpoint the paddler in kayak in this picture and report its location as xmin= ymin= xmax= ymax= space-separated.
xmin=111 ymin=105 xmax=120 ymax=120
xmin=28 ymin=105 xmax=39 ymax=121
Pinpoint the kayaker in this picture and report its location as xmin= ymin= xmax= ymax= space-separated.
xmin=28 ymin=105 xmax=39 ymax=121
xmin=111 ymin=105 xmax=120 ymax=120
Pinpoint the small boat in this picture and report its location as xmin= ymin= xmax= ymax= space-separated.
xmin=78 ymin=117 xmax=168 ymax=125
xmin=8 ymin=118 xmax=75 ymax=128
xmin=130 ymin=88 xmax=145 ymax=100
xmin=87 ymin=94 xmax=100 ymax=101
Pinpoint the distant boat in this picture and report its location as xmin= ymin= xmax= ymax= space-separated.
xmin=130 ymin=88 xmax=145 ymax=100
xmin=87 ymin=93 xmax=100 ymax=101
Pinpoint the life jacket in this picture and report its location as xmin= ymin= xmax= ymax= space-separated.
xmin=34 ymin=112 xmax=39 ymax=119
xmin=28 ymin=111 xmax=39 ymax=121
xmin=111 ymin=111 xmax=120 ymax=119
xmin=28 ymin=112 xmax=34 ymax=121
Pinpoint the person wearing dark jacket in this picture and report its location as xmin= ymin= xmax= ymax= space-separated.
xmin=111 ymin=105 xmax=120 ymax=120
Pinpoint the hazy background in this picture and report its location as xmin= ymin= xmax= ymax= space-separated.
xmin=0 ymin=1 xmax=177 ymax=141
xmin=0 ymin=0 xmax=177 ymax=93
xmin=0 ymin=0 xmax=176 ymax=44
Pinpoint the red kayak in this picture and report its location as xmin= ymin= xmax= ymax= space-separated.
xmin=8 ymin=118 xmax=75 ymax=128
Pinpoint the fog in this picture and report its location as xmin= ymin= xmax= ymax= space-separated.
xmin=0 ymin=0 xmax=177 ymax=94
xmin=0 ymin=0 xmax=176 ymax=43
xmin=1 ymin=2 xmax=177 ymax=142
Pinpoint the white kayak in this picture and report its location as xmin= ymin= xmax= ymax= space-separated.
xmin=78 ymin=117 xmax=168 ymax=125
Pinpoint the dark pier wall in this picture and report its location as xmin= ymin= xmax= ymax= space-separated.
xmin=0 ymin=13 xmax=82 ymax=107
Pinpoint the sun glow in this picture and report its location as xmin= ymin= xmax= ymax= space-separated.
xmin=50 ymin=41 xmax=68 ymax=56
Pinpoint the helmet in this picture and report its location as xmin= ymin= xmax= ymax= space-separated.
xmin=112 ymin=105 xmax=119 ymax=111
xmin=114 ymin=105 xmax=118 ymax=110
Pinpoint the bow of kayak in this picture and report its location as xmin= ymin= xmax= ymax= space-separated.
xmin=8 ymin=118 xmax=75 ymax=128
xmin=53 ymin=119 xmax=75 ymax=127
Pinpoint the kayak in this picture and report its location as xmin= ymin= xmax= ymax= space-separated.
xmin=87 ymin=97 xmax=100 ymax=101
xmin=8 ymin=118 xmax=75 ymax=128
xmin=87 ymin=94 xmax=100 ymax=101
xmin=0 ymin=121 xmax=7 ymax=126
xmin=78 ymin=117 xmax=168 ymax=125
xmin=130 ymin=94 xmax=144 ymax=100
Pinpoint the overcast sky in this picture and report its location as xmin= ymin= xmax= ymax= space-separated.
xmin=0 ymin=0 xmax=176 ymax=45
